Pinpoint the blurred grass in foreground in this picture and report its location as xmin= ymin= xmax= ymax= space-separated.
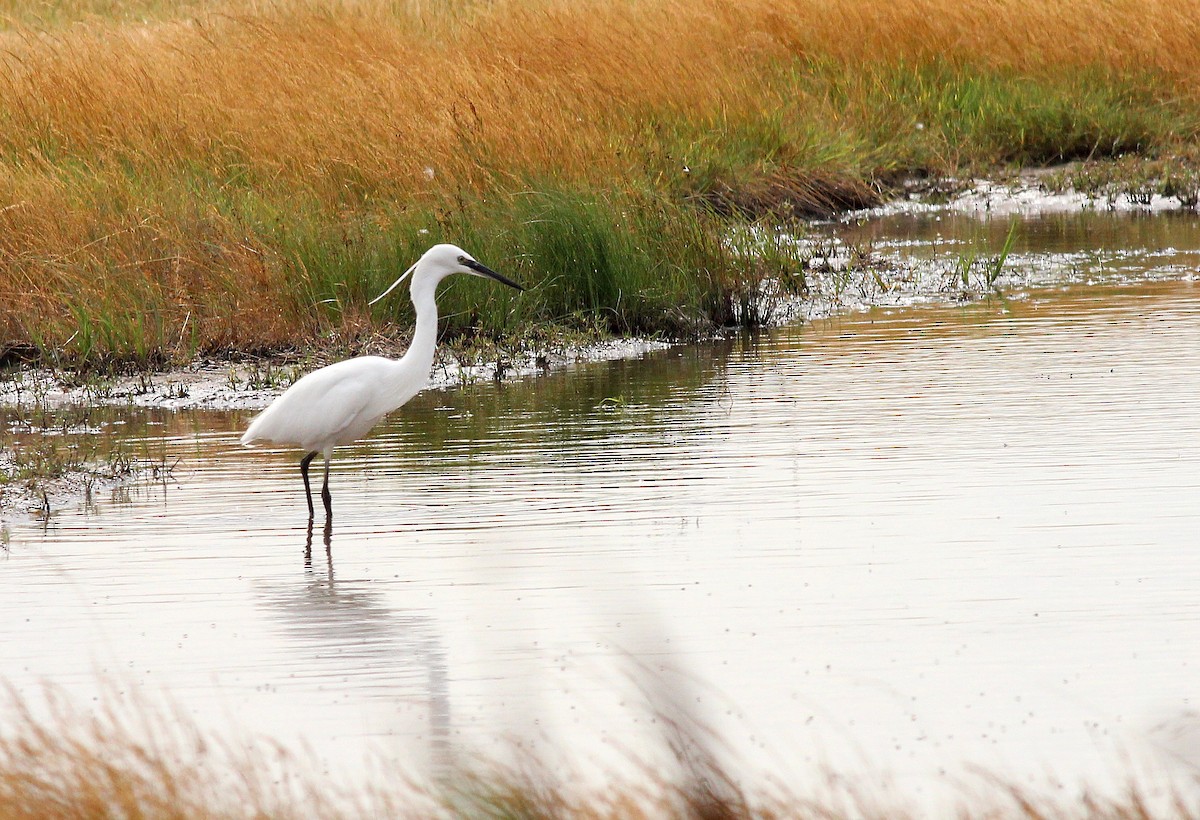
xmin=0 ymin=681 xmax=1196 ymax=819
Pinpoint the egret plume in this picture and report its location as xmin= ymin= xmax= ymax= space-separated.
xmin=368 ymin=261 xmax=419 ymax=306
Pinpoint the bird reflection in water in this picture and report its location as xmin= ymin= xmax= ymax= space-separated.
xmin=260 ymin=526 xmax=452 ymax=772
xmin=303 ymin=516 xmax=333 ymax=570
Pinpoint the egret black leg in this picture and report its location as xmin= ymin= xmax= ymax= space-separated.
xmin=300 ymin=451 xmax=317 ymax=519
xmin=320 ymin=452 xmax=333 ymax=519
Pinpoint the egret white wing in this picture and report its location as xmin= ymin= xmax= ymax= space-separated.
xmin=242 ymin=359 xmax=389 ymax=452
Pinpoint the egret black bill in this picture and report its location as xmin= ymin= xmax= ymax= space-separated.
xmin=462 ymin=257 xmax=524 ymax=291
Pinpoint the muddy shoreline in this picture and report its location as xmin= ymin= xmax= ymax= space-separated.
xmin=7 ymin=167 xmax=1197 ymax=414
xmin=4 ymin=173 xmax=1199 ymax=522
xmin=0 ymin=338 xmax=672 ymax=521
xmin=0 ymin=336 xmax=674 ymax=413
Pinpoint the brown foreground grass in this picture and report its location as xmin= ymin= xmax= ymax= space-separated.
xmin=2 ymin=0 xmax=1200 ymax=365
xmin=1 ymin=681 xmax=1198 ymax=819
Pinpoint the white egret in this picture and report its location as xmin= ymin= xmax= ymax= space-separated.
xmin=241 ymin=243 xmax=523 ymax=518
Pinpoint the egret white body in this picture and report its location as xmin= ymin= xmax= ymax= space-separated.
xmin=241 ymin=243 xmax=522 ymax=518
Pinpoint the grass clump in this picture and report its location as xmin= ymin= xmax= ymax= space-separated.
xmin=0 ymin=684 xmax=322 ymax=819
xmin=0 ymin=386 xmax=176 ymax=517
xmin=2 ymin=0 xmax=1200 ymax=368
xmin=1 ymin=681 xmax=1198 ymax=819
xmin=1042 ymin=149 xmax=1200 ymax=209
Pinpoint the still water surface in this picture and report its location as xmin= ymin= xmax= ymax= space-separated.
xmin=3 ymin=209 xmax=1200 ymax=807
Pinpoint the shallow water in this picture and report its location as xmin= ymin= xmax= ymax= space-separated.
xmin=3 ymin=208 xmax=1200 ymax=808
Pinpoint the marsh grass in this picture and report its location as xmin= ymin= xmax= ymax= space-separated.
xmin=0 ymin=683 xmax=335 ymax=819
xmin=986 ymin=222 xmax=1020 ymax=290
xmin=3 ymin=0 xmax=1200 ymax=366
xmin=951 ymin=220 xmax=1021 ymax=296
xmin=1043 ymin=150 xmax=1200 ymax=209
xmin=1 ymin=681 xmax=1197 ymax=819
xmin=0 ymin=678 xmax=791 ymax=820
xmin=0 ymin=392 xmax=175 ymax=515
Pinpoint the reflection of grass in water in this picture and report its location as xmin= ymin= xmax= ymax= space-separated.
xmin=0 ymin=682 xmax=1189 ymax=819
xmin=0 ymin=395 xmax=175 ymax=515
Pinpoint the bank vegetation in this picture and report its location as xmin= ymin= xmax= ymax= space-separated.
xmin=2 ymin=0 xmax=1200 ymax=368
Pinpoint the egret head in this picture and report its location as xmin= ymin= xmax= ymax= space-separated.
xmin=369 ymin=243 xmax=522 ymax=306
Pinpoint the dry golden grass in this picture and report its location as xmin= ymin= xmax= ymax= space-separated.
xmin=2 ymin=0 xmax=1200 ymax=364
xmin=2 ymin=681 xmax=1198 ymax=819
xmin=6 ymin=0 xmax=1198 ymax=187
xmin=0 ymin=684 xmax=304 ymax=819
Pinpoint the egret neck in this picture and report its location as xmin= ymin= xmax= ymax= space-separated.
xmin=381 ymin=271 xmax=441 ymax=412
xmin=408 ymin=268 xmax=441 ymax=368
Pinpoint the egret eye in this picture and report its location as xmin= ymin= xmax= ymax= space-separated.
xmin=457 ymin=255 xmax=467 ymax=264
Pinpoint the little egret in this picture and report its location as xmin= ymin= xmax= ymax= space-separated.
xmin=241 ymin=243 xmax=523 ymax=518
